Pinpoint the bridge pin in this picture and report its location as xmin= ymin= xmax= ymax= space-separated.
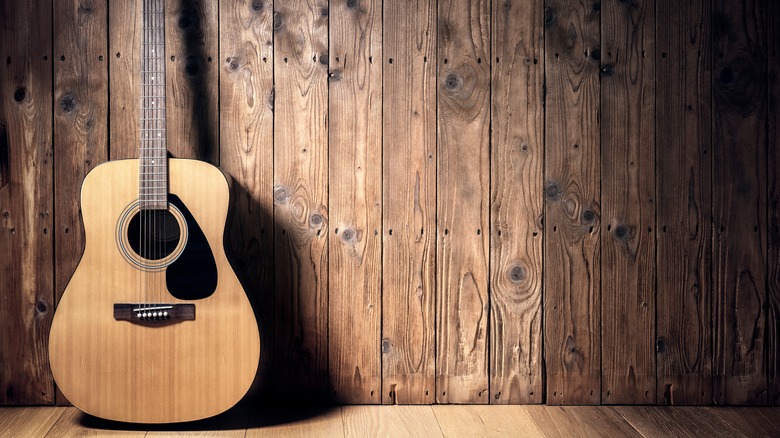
xmin=153 ymin=312 xmax=158 ymax=318
xmin=163 ymin=311 xmax=169 ymax=317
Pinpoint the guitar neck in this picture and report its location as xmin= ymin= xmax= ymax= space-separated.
xmin=139 ymin=0 xmax=168 ymax=210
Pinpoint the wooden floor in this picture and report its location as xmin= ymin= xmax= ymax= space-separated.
xmin=1 ymin=405 xmax=779 ymax=437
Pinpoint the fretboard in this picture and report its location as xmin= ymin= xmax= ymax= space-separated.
xmin=139 ymin=0 xmax=167 ymax=210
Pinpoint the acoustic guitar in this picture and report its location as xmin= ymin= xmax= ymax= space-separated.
xmin=48 ymin=0 xmax=260 ymax=423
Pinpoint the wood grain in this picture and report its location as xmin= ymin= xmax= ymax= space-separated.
xmin=0 ymin=0 xmax=55 ymax=405
xmin=108 ymin=0 xmax=142 ymax=159
xmin=165 ymin=0 xmax=218 ymax=162
xmin=706 ymin=407 xmax=780 ymax=437
xmin=273 ymin=0 xmax=330 ymax=402
xmin=48 ymin=159 xmax=260 ymax=423
xmin=655 ymin=0 xmax=714 ymax=406
xmin=488 ymin=0 xmax=544 ymax=405
xmin=45 ymin=407 xmax=145 ymax=437
xmin=712 ymin=0 xmax=768 ymax=405
xmin=218 ymin=0 xmax=275 ymax=401
xmin=768 ymin=0 xmax=780 ymax=407
xmin=524 ymin=406 xmax=641 ymax=438
xmin=600 ymin=0 xmax=656 ymax=405
xmin=245 ymin=406 xmax=345 ymax=437
xmin=328 ymin=0 xmax=382 ymax=405
xmin=381 ymin=0 xmax=437 ymax=405
xmin=52 ymin=0 xmax=110 ymax=406
xmin=435 ymin=0 xmax=491 ymax=404
xmin=615 ymin=406 xmax=744 ymax=437
xmin=543 ymin=0 xmax=602 ymax=406
xmin=343 ymin=406 xmax=442 ymax=437
xmin=432 ymin=405 xmax=542 ymax=437
xmin=0 ymin=407 xmax=65 ymax=438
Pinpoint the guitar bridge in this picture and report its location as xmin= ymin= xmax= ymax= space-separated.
xmin=114 ymin=303 xmax=195 ymax=324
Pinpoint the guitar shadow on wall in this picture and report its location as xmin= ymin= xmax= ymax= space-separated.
xmin=168 ymin=0 xmax=334 ymax=412
xmin=75 ymin=0 xmax=334 ymax=430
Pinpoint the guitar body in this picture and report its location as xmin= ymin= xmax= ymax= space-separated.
xmin=49 ymin=158 xmax=260 ymax=424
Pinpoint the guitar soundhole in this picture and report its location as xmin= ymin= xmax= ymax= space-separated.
xmin=126 ymin=210 xmax=181 ymax=260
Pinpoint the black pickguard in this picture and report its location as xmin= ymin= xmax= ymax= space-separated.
xmin=166 ymin=194 xmax=218 ymax=300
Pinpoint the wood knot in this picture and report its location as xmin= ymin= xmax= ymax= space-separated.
xmin=445 ymin=73 xmax=461 ymax=91
xmin=310 ymin=213 xmax=324 ymax=226
xmin=613 ymin=224 xmax=629 ymax=240
xmin=184 ymin=56 xmax=201 ymax=77
xmin=59 ymin=94 xmax=76 ymax=113
xmin=719 ymin=66 xmax=735 ymax=85
xmin=273 ymin=186 xmax=289 ymax=203
xmin=273 ymin=12 xmax=283 ymax=30
xmin=656 ymin=337 xmax=667 ymax=353
xmin=226 ymin=57 xmax=239 ymax=70
xmin=544 ymin=182 xmax=561 ymax=200
xmin=582 ymin=210 xmax=596 ymax=223
xmin=592 ymin=1 xmax=601 ymax=13
xmin=36 ymin=300 xmax=48 ymax=314
xmin=321 ymin=7 xmax=329 ymax=16
xmin=544 ymin=6 xmax=555 ymax=26
xmin=319 ymin=52 xmax=329 ymax=65
xmin=251 ymin=0 xmax=264 ymax=12
xmin=177 ymin=8 xmax=200 ymax=31
xmin=13 ymin=87 xmax=26 ymax=103
xmin=508 ymin=265 xmax=526 ymax=283
xmin=590 ymin=48 xmax=601 ymax=60
xmin=341 ymin=227 xmax=356 ymax=242
xmin=329 ymin=69 xmax=342 ymax=81
xmin=346 ymin=0 xmax=359 ymax=9
xmin=601 ymin=64 xmax=614 ymax=76
xmin=381 ymin=339 xmax=391 ymax=353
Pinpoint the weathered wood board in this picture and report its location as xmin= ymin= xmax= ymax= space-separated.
xmin=218 ymin=0 xmax=275 ymax=400
xmin=381 ymin=0 xmax=437 ymax=405
xmin=489 ymin=0 xmax=544 ymax=405
xmin=712 ymin=0 xmax=768 ymax=405
xmin=273 ymin=0 xmax=330 ymax=402
xmin=543 ymin=0 xmax=602 ymax=405
xmin=328 ymin=0 xmax=382 ymax=404
xmin=600 ymin=0 xmax=656 ymax=405
xmin=436 ymin=0 xmax=491 ymax=404
xmin=655 ymin=0 xmax=714 ymax=406
xmin=0 ymin=0 xmax=55 ymax=405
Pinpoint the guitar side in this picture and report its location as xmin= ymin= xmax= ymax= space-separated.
xmin=49 ymin=158 xmax=260 ymax=424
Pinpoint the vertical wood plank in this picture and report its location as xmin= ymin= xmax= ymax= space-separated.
xmin=436 ymin=0 xmax=491 ymax=404
xmin=381 ymin=0 xmax=437 ymax=405
xmin=165 ymin=0 xmax=219 ymax=162
xmin=0 ymin=0 xmax=55 ymax=405
xmin=109 ymin=0 xmax=218 ymax=161
xmin=600 ymin=0 xmax=656 ymax=405
xmin=328 ymin=0 xmax=382 ymax=404
xmin=489 ymin=0 xmax=544 ymax=405
xmin=543 ymin=0 xmax=602 ymax=405
xmin=53 ymin=0 xmax=109 ymax=406
xmin=712 ymin=0 xmax=768 ymax=405
xmin=219 ymin=0 xmax=275 ymax=400
xmin=655 ymin=0 xmax=714 ymax=405
xmin=768 ymin=0 xmax=780 ymax=407
xmin=108 ymin=0 xmax=141 ymax=159
xmin=273 ymin=0 xmax=330 ymax=401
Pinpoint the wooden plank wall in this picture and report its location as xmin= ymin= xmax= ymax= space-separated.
xmin=0 ymin=0 xmax=777 ymax=406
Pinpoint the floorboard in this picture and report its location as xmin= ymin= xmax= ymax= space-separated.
xmin=342 ymin=406 xmax=441 ymax=437
xmin=0 ymin=405 xmax=777 ymax=437
xmin=615 ymin=406 xmax=745 ymax=438
xmin=0 ymin=407 xmax=65 ymax=438
xmin=432 ymin=405 xmax=542 ymax=437
xmin=523 ymin=406 xmax=641 ymax=438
